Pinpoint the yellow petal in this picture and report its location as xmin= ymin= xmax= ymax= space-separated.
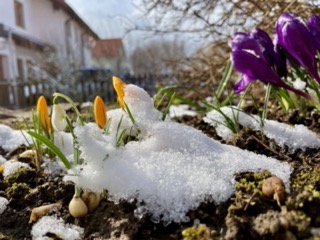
xmin=94 ymin=96 xmax=107 ymax=128
xmin=37 ymin=96 xmax=51 ymax=132
xmin=112 ymin=76 xmax=126 ymax=108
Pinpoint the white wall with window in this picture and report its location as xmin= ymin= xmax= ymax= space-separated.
xmin=0 ymin=0 xmax=99 ymax=107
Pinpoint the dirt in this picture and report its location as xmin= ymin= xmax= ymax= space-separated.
xmin=1 ymin=107 xmax=320 ymax=240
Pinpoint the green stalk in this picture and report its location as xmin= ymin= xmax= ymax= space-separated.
xmin=27 ymin=131 xmax=71 ymax=169
xmin=261 ymin=83 xmax=272 ymax=127
xmin=53 ymin=93 xmax=84 ymax=125
xmin=213 ymin=60 xmax=232 ymax=107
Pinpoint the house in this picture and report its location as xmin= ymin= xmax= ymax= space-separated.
xmin=92 ymin=38 xmax=126 ymax=75
xmin=0 ymin=0 xmax=99 ymax=108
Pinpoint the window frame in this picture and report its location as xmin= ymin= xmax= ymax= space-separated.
xmin=14 ymin=0 xmax=25 ymax=29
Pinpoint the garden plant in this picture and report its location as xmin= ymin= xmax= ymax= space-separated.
xmin=0 ymin=13 xmax=320 ymax=240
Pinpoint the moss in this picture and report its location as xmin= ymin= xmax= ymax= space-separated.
xmin=181 ymin=224 xmax=212 ymax=240
xmin=290 ymin=166 xmax=320 ymax=208
xmin=285 ymin=210 xmax=311 ymax=237
xmin=235 ymin=170 xmax=272 ymax=195
xmin=5 ymin=183 xmax=30 ymax=199
xmin=4 ymin=167 xmax=37 ymax=186
xmin=0 ymin=232 xmax=14 ymax=240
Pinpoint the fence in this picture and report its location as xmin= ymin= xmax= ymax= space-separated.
xmin=0 ymin=74 xmax=158 ymax=109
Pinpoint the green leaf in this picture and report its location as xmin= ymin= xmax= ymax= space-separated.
xmin=27 ymin=131 xmax=72 ymax=169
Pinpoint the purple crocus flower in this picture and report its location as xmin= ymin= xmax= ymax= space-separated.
xmin=308 ymin=15 xmax=320 ymax=51
xmin=231 ymin=50 xmax=310 ymax=99
xmin=276 ymin=13 xmax=320 ymax=84
xmin=230 ymin=32 xmax=310 ymax=99
xmin=251 ymin=28 xmax=287 ymax=78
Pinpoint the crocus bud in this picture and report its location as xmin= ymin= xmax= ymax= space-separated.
xmin=94 ymin=96 xmax=107 ymax=129
xmin=308 ymin=15 xmax=320 ymax=51
xmin=37 ymin=96 xmax=51 ymax=132
xmin=51 ymin=103 xmax=67 ymax=131
xmin=113 ymin=76 xmax=126 ymax=108
xmin=276 ymin=13 xmax=320 ymax=84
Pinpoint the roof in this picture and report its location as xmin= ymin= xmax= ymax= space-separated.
xmin=92 ymin=38 xmax=125 ymax=58
xmin=0 ymin=23 xmax=53 ymax=50
xmin=49 ymin=0 xmax=99 ymax=39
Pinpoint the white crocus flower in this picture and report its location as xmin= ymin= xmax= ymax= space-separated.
xmin=52 ymin=103 xmax=67 ymax=131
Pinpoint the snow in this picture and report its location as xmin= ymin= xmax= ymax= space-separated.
xmin=1 ymin=84 xmax=319 ymax=225
xmin=0 ymin=124 xmax=32 ymax=151
xmin=0 ymin=196 xmax=8 ymax=214
xmin=169 ymin=104 xmax=197 ymax=118
xmin=63 ymin=84 xmax=292 ymax=224
xmin=31 ymin=215 xmax=84 ymax=240
xmin=0 ymin=155 xmax=6 ymax=164
xmin=2 ymin=161 xmax=31 ymax=178
xmin=41 ymin=158 xmax=66 ymax=177
xmin=204 ymin=106 xmax=320 ymax=150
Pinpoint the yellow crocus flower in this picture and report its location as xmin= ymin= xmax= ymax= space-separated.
xmin=37 ymin=95 xmax=51 ymax=132
xmin=112 ymin=76 xmax=126 ymax=108
xmin=94 ymin=96 xmax=107 ymax=128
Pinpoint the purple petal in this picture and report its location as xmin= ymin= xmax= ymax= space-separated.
xmin=229 ymin=32 xmax=265 ymax=60
xmin=231 ymin=50 xmax=280 ymax=85
xmin=233 ymin=75 xmax=255 ymax=93
xmin=276 ymin=13 xmax=320 ymax=83
xmin=231 ymin=50 xmax=310 ymax=98
xmin=252 ymin=28 xmax=287 ymax=77
xmin=308 ymin=15 xmax=320 ymax=50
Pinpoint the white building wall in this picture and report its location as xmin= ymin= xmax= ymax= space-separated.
xmin=0 ymin=0 xmax=97 ymax=107
xmin=0 ymin=1 xmax=15 ymax=28
xmin=0 ymin=0 xmax=95 ymax=80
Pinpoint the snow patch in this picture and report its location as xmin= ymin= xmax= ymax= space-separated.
xmin=2 ymin=161 xmax=31 ymax=178
xmin=0 ymin=197 xmax=8 ymax=214
xmin=204 ymin=106 xmax=320 ymax=150
xmin=64 ymin=85 xmax=292 ymax=224
xmin=0 ymin=124 xmax=32 ymax=151
xmin=31 ymin=215 xmax=84 ymax=240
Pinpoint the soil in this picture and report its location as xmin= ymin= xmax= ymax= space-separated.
xmin=0 ymin=106 xmax=320 ymax=240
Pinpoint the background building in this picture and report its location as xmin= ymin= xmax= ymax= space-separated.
xmin=92 ymin=38 xmax=126 ymax=76
xmin=0 ymin=0 xmax=99 ymax=108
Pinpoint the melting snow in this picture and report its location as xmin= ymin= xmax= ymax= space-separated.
xmin=169 ymin=104 xmax=197 ymax=118
xmin=31 ymin=215 xmax=83 ymax=240
xmin=64 ymin=85 xmax=292 ymax=224
xmin=0 ymin=196 xmax=8 ymax=214
xmin=204 ymin=106 xmax=320 ymax=150
xmin=0 ymin=124 xmax=32 ymax=151
xmin=2 ymin=161 xmax=31 ymax=178
xmin=2 ymin=85 xmax=316 ymax=224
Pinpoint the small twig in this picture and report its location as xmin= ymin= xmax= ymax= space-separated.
xmin=244 ymin=191 xmax=257 ymax=211
xmin=251 ymin=135 xmax=291 ymax=161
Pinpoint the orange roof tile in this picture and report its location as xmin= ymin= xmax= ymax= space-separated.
xmin=92 ymin=39 xmax=125 ymax=58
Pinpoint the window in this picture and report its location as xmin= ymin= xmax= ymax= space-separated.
xmin=16 ymin=58 xmax=25 ymax=81
xmin=14 ymin=0 xmax=25 ymax=28
xmin=0 ymin=55 xmax=5 ymax=81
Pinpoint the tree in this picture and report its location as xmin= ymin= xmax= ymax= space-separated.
xmin=129 ymin=37 xmax=187 ymax=77
xmin=132 ymin=0 xmax=320 ymax=97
